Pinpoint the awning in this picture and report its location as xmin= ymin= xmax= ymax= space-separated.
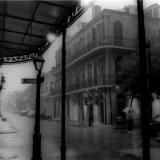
xmin=0 ymin=0 xmax=84 ymax=64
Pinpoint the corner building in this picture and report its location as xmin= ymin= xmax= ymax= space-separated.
xmin=51 ymin=7 xmax=137 ymax=125
xmin=48 ymin=3 xmax=160 ymax=125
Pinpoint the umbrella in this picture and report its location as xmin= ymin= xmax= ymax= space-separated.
xmin=122 ymin=106 xmax=133 ymax=113
xmin=122 ymin=106 xmax=140 ymax=114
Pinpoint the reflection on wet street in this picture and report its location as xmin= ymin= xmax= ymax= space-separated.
xmin=0 ymin=111 xmax=158 ymax=160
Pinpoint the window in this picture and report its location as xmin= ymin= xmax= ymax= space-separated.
xmin=92 ymin=27 xmax=96 ymax=47
xmin=113 ymin=21 xmax=123 ymax=45
xmin=93 ymin=62 xmax=97 ymax=84
xmin=87 ymin=63 xmax=92 ymax=85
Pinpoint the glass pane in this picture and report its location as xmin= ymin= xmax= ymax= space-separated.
xmin=65 ymin=0 xmax=143 ymax=160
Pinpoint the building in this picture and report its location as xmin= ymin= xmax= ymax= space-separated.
xmin=49 ymin=5 xmax=137 ymax=125
xmin=42 ymin=4 xmax=160 ymax=125
xmin=41 ymin=66 xmax=56 ymax=118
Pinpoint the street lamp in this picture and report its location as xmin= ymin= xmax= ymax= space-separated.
xmin=33 ymin=56 xmax=45 ymax=73
xmin=32 ymin=56 xmax=44 ymax=160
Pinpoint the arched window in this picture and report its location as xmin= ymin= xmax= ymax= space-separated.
xmin=113 ymin=21 xmax=123 ymax=46
xmin=97 ymin=23 xmax=103 ymax=45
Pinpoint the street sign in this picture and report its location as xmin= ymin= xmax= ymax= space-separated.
xmin=21 ymin=76 xmax=44 ymax=84
xmin=21 ymin=78 xmax=37 ymax=84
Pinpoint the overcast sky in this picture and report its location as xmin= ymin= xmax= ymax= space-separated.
xmin=0 ymin=0 xmax=160 ymax=94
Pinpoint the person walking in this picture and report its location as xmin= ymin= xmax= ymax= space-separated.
xmin=126 ymin=108 xmax=134 ymax=133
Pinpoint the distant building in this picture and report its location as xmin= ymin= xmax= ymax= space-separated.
xmin=41 ymin=67 xmax=56 ymax=118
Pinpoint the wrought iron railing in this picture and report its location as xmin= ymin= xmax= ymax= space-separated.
xmin=66 ymin=75 xmax=116 ymax=92
xmin=50 ymin=75 xmax=116 ymax=96
xmin=66 ymin=36 xmax=137 ymax=65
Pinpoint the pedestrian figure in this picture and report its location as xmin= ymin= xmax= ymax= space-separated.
xmin=126 ymin=108 xmax=134 ymax=133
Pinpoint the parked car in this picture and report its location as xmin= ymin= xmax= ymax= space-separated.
xmin=27 ymin=111 xmax=35 ymax=118
xmin=20 ymin=110 xmax=28 ymax=116
xmin=150 ymin=114 xmax=160 ymax=137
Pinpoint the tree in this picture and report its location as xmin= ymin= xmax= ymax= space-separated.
xmin=117 ymin=53 xmax=140 ymax=95
xmin=117 ymin=50 xmax=160 ymax=96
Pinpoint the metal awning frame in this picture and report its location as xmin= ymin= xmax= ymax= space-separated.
xmin=0 ymin=0 xmax=95 ymax=64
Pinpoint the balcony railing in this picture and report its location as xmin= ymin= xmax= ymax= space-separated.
xmin=66 ymin=75 xmax=116 ymax=93
xmin=66 ymin=36 xmax=137 ymax=65
xmin=50 ymin=75 xmax=116 ymax=96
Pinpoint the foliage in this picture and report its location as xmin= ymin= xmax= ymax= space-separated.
xmin=118 ymin=51 xmax=160 ymax=95
xmin=117 ymin=53 xmax=140 ymax=95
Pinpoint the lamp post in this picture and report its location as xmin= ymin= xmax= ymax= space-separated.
xmin=32 ymin=56 xmax=44 ymax=160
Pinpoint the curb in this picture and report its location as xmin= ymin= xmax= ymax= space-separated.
xmin=0 ymin=130 xmax=17 ymax=134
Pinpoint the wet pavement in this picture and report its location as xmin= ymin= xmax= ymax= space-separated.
xmin=0 ymin=111 xmax=159 ymax=160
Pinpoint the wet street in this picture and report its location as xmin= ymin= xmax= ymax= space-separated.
xmin=0 ymin=111 xmax=156 ymax=160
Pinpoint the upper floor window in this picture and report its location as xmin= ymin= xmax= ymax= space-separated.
xmin=93 ymin=62 xmax=97 ymax=84
xmin=87 ymin=63 xmax=92 ymax=82
xmin=92 ymin=27 xmax=96 ymax=47
xmin=97 ymin=23 xmax=103 ymax=45
xmin=113 ymin=21 xmax=123 ymax=45
xmin=154 ymin=7 xmax=159 ymax=18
